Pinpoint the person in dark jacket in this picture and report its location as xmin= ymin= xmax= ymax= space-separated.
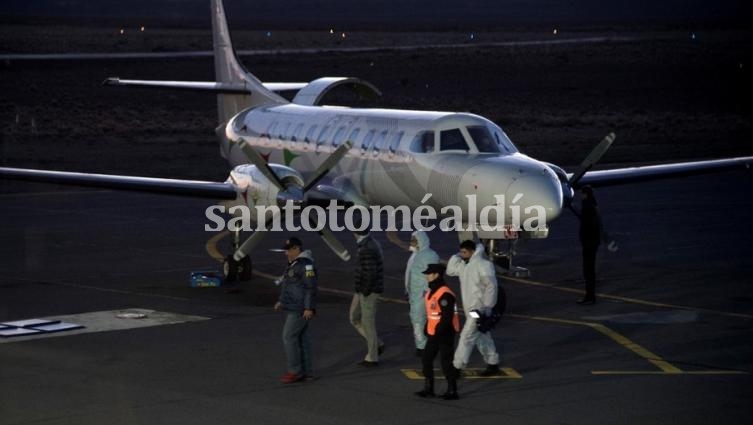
xmin=274 ymin=237 xmax=317 ymax=383
xmin=350 ymin=228 xmax=385 ymax=366
xmin=415 ymin=263 xmax=461 ymax=400
xmin=577 ymin=186 xmax=601 ymax=305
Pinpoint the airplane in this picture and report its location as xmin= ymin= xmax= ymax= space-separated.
xmin=2 ymin=0 xmax=752 ymax=282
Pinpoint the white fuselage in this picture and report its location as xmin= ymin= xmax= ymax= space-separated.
xmin=224 ymin=103 xmax=563 ymax=228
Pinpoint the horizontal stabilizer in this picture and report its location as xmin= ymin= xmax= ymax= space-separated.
xmin=103 ymin=78 xmax=307 ymax=93
xmin=574 ymin=156 xmax=753 ymax=188
xmin=0 ymin=167 xmax=237 ymax=200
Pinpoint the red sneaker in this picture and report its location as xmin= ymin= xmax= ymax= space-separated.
xmin=280 ymin=372 xmax=303 ymax=384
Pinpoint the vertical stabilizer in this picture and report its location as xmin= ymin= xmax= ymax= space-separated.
xmin=211 ymin=0 xmax=287 ymax=126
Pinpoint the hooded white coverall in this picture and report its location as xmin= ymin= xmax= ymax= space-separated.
xmin=446 ymin=243 xmax=500 ymax=369
xmin=404 ymin=231 xmax=439 ymax=350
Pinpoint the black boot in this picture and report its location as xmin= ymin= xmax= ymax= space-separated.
xmin=440 ymin=377 xmax=459 ymax=400
xmin=414 ymin=378 xmax=435 ymax=398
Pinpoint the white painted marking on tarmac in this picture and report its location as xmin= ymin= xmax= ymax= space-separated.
xmin=0 ymin=309 xmax=209 ymax=344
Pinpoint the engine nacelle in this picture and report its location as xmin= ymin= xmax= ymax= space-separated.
xmin=224 ymin=164 xmax=305 ymax=220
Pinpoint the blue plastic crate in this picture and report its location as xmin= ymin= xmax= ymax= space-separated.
xmin=190 ymin=271 xmax=223 ymax=287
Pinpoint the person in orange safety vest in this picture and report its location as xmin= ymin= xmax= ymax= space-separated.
xmin=414 ymin=263 xmax=461 ymax=400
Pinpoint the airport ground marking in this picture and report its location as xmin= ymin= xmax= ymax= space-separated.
xmin=508 ymin=313 xmax=748 ymax=375
xmin=501 ymin=275 xmax=753 ymax=320
xmin=205 ymin=230 xmax=230 ymax=262
xmin=0 ymin=309 xmax=209 ymax=344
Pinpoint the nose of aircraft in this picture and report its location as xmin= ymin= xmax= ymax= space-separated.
xmin=505 ymin=168 xmax=563 ymax=225
xmin=462 ymin=155 xmax=563 ymax=229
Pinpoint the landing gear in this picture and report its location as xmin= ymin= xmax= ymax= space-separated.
xmin=223 ymin=224 xmax=253 ymax=282
xmin=223 ymin=255 xmax=252 ymax=282
xmin=483 ymin=238 xmax=530 ymax=278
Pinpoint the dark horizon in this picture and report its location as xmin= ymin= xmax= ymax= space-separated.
xmin=2 ymin=0 xmax=751 ymax=30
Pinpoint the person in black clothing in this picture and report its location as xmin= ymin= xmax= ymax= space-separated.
xmin=415 ymin=263 xmax=461 ymax=400
xmin=350 ymin=228 xmax=385 ymax=366
xmin=577 ymin=185 xmax=601 ymax=305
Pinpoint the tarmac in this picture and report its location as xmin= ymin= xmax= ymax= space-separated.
xmin=1 ymin=169 xmax=752 ymax=425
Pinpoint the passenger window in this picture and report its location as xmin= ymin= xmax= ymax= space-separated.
xmin=279 ymin=122 xmax=291 ymax=141
xmin=409 ymin=131 xmax=435 ymax=153
xmin=317 ymin=125 xmax=331 ymax=147
xmin=265 ymin=122 xmax=278 ymax=141
xmin=373 ymin=130 xmax=388 ymax=156
xmin=440 ymin=129 xmax=469 ymax=151
xmin=332 ymin=126 xmax=347 ymax=147
xmin=304 ymin=125 xmax=318 ymax=145
xmin=361 ymin=130 xmax=376 ymax=154
xmin=291 ymin=123 xmax=304 ymax=142
xmin=466 ymin=126 xmax=500 ymax=153
xmin=388 ymin=131 xmax=404 ymax=154
xmin=347 ymin=128 xmax=360 ymax=147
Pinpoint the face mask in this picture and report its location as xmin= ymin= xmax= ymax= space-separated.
xmin=409 ymin=246 xmax=417 ymax=252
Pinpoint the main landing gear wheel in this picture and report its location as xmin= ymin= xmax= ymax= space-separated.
xmin=223 ymin=255 xmax=252 ymax=282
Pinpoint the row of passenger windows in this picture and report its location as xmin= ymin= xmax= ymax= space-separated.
xmin=256 ymin=120 xmax=516 ymax=155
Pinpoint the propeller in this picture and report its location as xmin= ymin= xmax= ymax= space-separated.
xmin=232 ymin=140 xmax=353 ymax=261
xmin=568 ymin=132 xmax=615 ymax=188
xmin=233 ymin=213 xmax=279 ymax=261
xmin=561 ymin=132 xmax=619 ymax=251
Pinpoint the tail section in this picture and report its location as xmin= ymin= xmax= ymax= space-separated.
xmin=211 ymin=0 xmax=287 ymax=126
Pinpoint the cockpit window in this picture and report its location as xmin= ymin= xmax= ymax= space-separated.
xmin=440 ymin=129 xmax=469 ymax=151
xmin=409 ymin=131 xmax=435 ymax=153
xmin=466 ymin=126 xmax=500 ymax=153
xmin=493 ymin=129 xmax=517 ymax=154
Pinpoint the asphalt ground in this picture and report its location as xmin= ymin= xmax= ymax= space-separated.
xmin=1 ymin=168 xmax=752 ymax=424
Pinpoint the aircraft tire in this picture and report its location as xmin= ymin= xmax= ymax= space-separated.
xmin=223 ymin=255 xmax=239 ymax=282
xmin=238 ymin=257 xmax=253 ymax=281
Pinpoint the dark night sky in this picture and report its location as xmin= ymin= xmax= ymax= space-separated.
xmin=2 ymin=0 xmax=751 ymax=28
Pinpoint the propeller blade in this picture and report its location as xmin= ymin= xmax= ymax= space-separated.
xmin=303 ymin=141 xmax=353 ymax=192
xmin=233 ymin=213 xmax=280 ymax=261
xmin=233 ymin=231 xmax=266 ymax=261
xmin=569 ymin=132 xmax=616 ymax=187
xmin=318 ymin=227 xmax=351 ymax=261
xmin=238 ymin=140 xmax=285 ymax=191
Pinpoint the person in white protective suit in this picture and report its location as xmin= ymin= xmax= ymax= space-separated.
xmin=446 ymin=240 xmax=502 ymax=377
xmin=404 ymin=231 xmax=440 ymax=357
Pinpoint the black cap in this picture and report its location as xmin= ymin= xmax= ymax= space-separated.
xmin=283 ymin=237 xmax=302 ymax=250
xmin=422 ymin=263 xmax=446 ymax=275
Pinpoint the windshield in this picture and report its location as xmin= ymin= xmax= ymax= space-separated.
xmin=440 ymin=129 xmax=469 ymax=151
xmin=492 ymin=127 xmax=517 ymax=154
xmin=466 ymin=126 xmax=501 ymax=153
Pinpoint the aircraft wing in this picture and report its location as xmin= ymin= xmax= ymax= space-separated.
xmin=103 ymin=78 xmax=307 ymax=93
xmin=574 ymin=156 xmax=753 ymax=188
xmin=0 ymin=167 xmax=237 ymax=200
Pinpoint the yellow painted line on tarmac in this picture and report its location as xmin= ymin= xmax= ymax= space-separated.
xmin=205 ymin=230 xmax=230 ymax=262
xmin=508 ymin=313 xmax=680 ymax=373
xmin=591 ymin=370 xmax=748 ymax=375
xmin=501 ymin=275 xmax=753 ymax=320
xmin=509 ymin=313 xmax=748 ymax=375
xmin=401 ymin=367 xmax=522 ymax=380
